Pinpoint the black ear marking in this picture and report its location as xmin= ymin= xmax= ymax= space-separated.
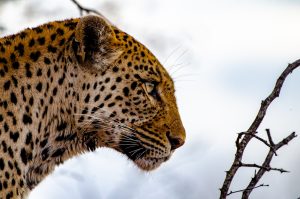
xmin=74 ymin=15 xmax=123 ymax=71
xmin=82 ymin=22 xmax=103 ymax=53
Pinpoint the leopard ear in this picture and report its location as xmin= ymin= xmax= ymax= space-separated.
xmin=74 ymin=15 xmax=123 ymax=71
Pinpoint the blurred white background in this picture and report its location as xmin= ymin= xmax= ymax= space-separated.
xmin=1 ymin=0 xmax=300 ymax=198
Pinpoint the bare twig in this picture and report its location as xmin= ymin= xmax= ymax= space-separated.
xmin=70 ymin=0 xmax=103 ymax=16
xmin=242 ymin=131 xmax=296 ymax=198
xmin=0 ymin=25 xmax=4 ymax=33
xmin=266 ymin=129 xmax=275 ymax=148
xmin=238 ymin=132 xmax=277 ymax=153
xmin=240 ymin=162 xmax=289 ymax=173
xmin=219 ymin=59 xmax=300 ymax=199
xmin=227 ymin=184 xmax=269 ymax=196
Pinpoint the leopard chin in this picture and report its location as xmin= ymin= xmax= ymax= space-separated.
xmin=134 ymin=155 xmax=172 ymax=171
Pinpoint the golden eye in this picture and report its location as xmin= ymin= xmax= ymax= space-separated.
xmin=144 ymin=82 xmax=159 ymax=99
xmin=145 ymin=82 xmax=155 ymax=94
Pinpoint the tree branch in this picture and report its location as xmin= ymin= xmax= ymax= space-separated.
xmin=242 ymin=131 xmax=296 ymax=198
xmin=0 ymin=25 xmax=5 ymax=34
xmin=70 ymin=0 xmax=103 ymax=17
xmin=240 ymin=162 xmax=289 ymax=173
xmin=237 ymin=132 xmax=277 ymax=154
xmin=227 ymin=184 xmax=269 ymax=196
xmin=219 ymin=59 xmax=300 ymax=199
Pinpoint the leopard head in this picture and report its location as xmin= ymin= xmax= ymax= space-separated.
xmin=73 ymin=15 xmax=185 ymax=170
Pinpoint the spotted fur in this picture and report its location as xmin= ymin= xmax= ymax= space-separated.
xmin=0 ymin=15 xmax=185 ymax=198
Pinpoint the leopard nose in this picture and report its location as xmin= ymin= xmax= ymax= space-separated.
xmin=167 ymin=133 xmax=185 ymax=150
xmin=168 ymin=118 xmax=186 ymax=150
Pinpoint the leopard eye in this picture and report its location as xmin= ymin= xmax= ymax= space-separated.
xmin=145 ymin=82 xmax=155 ymax=94
xmin=144 ymin=82 xmax=159 ymax=99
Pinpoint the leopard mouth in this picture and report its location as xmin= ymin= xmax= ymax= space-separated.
xmin=118 ymin=133 xmax=171 ymax=171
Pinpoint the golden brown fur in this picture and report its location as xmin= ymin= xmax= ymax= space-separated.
xmin=0 ymin=15 xmax=185 ymax=198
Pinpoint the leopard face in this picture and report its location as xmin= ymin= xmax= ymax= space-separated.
xmin=73 ymin=16 xmax=186 ymax=171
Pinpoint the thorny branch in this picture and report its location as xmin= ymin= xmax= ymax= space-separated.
xmin=242 ymin=131 xmax=296 ymax=198
xmin=237 ymin=132 xmax=276 ymax=153
xmin=240 ymin=161 xmax=289 ymax=173
xmin=219 ymin=59 xmax=300 ymax=199
xmin=226 ymin=184 xmax=269 ymax=196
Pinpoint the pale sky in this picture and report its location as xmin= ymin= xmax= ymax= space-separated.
xmin=1 ymin=0 xmax=300 ymax=198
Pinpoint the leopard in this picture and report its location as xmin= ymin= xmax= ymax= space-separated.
xmin=0 ymin=15 xmax=186 ymax=199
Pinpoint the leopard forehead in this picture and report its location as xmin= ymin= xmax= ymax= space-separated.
xmin=75 ymin=24 xmax=176 ymax=125
xmin=113 ymin=27 xmax=174 ymax=88
xmin=113 ymin=27 xmax=170 ymax=79
xmin=0 ymin=15 xmax=185 ymax=198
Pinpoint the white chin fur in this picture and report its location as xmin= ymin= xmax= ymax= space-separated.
xmin=134 ymin=156 xmax=170 ymax=171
